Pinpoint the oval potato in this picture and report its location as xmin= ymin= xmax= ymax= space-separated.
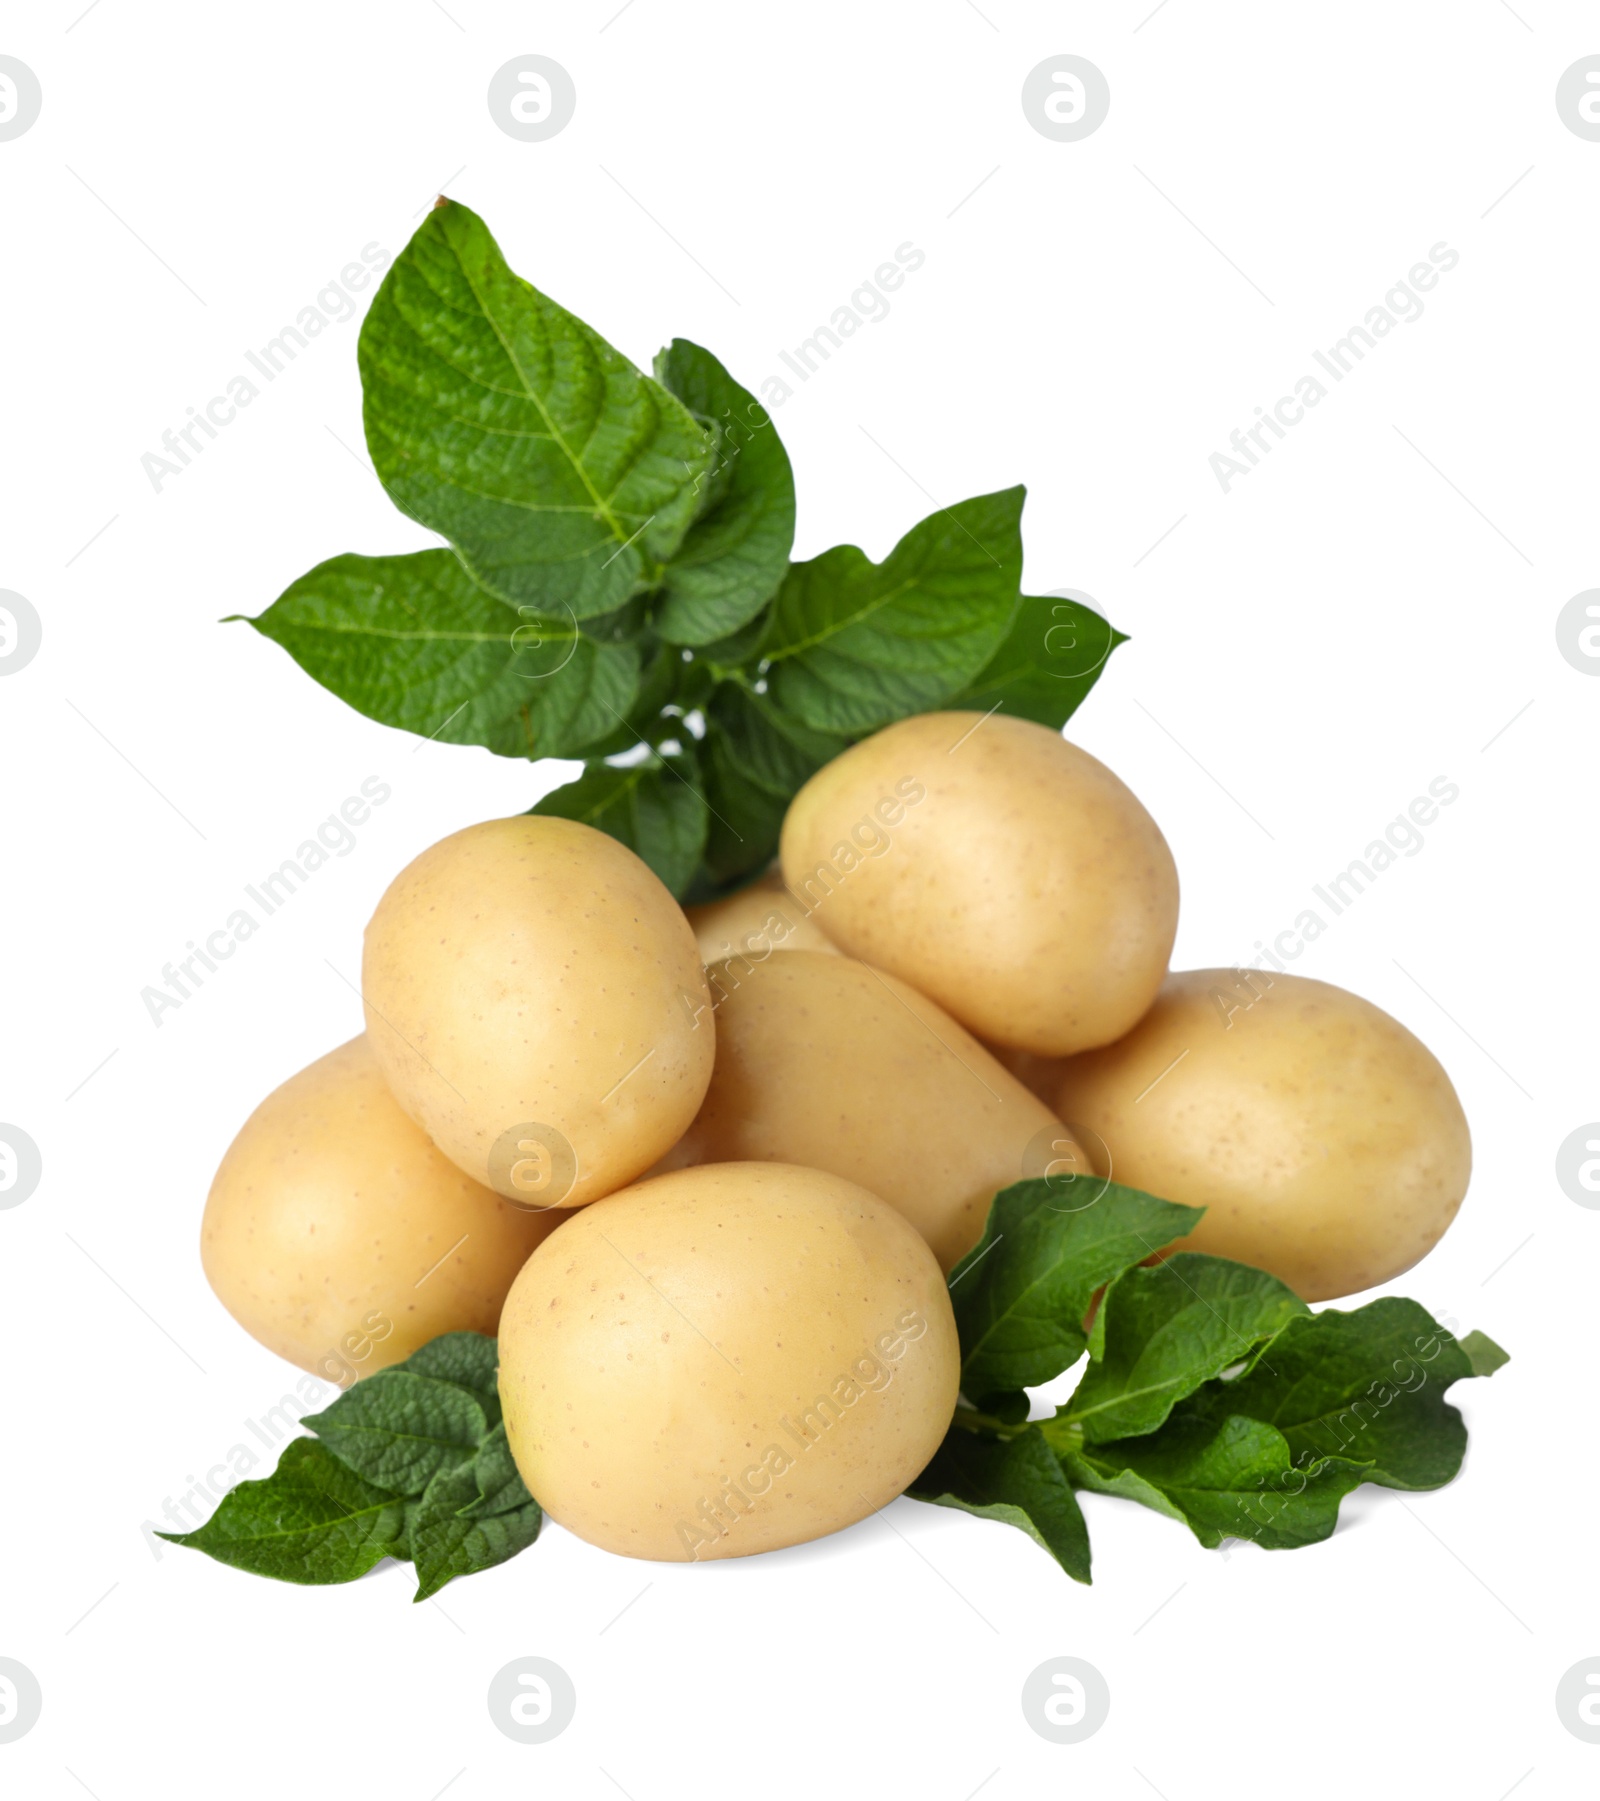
xmin=498 ymin=1162 xmax=960 ymax=1561
xmin=201 ymin=1036 xmax=559 ymax=1381
xmin=1048 ymin=969 xmax=1472 ymax=1300
xmin=656 ymin=950 xmax=1089 ymax=1270
xmin=982 ymin=1039 xmax=1068 ymax=1104
xmin=685 ymin=870 xmax=838 ymax=965
xmin=780 ymin=711 xmax=1179 ymax=1056
xmin=362 ymin=815 xmax=713 ymax=1207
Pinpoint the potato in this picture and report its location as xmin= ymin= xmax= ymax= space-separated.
xmin=362 ymin=815 xmax=713 ymax=1207
xmin=982 ymin=1040 xmax=1068 ymax=1104
xmin=685 ymin=870 xmax=838 ymax=964
xmin=654 ymin=949 xmax=1089 ymax=1270
xmin=498 ymin=1162 xmax=960 ymax=1561
xmin=779 ymin=711 xmax=1179 ymax=1056
xmin=201 ymin=1036 xmax=559 ymax=1382
xmin=1047 ymin=969 xmax=1472 ymax=1300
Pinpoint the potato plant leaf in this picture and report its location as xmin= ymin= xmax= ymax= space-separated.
xmin=465 ymin=1422 xmax=537 ymax=1519
xmin=948 ymin=1178 xmax=1202 ymax=1401
xmin=1174 ymin=1300 xmax=1502 ymax=1491
xmin=980 ymin=1390 xmax=1031 ymax=1427
xmin=400 ymin=1330 xmax=504 ymax=1426
xmin=653 ymin=340 xmax=796 ymax=646
xmin=1065 ymin=1254 xmax=1309 ymax=1444
xmin=360 ymin=200 xmax=711 ymax=618
xmin=156 ymin=1438 xmax=406 ymax=1585
xmin=240 ymin=551 xmax=639 ymax=759
xmin=694 ymin=612 xmax=771 ymax=669
xmin=569 ymin=640 xmax=695 ymax=761
xmin=300 ymin=1369 xmax=488 ymax=1495
xmin=760 ymin=488 xmax=1025 ymax=733
xmin=1460 ymin=1330 xmax=1511 ymax=1378
xmin=946 ymin=591 xmax=1128 ymax=731
xmin=407 ymin=1460 xmax=543 ymax=1603
xmin=911 ymin=1424 xmax=1091 ymax=1584
xmin=1057 ymin=1413 xmax=1374 ymax=1551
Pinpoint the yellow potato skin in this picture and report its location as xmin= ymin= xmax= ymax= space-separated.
xmin=201 ymin=1036 xmax=559 ymax=1381
xmin=656 ymin=950 xmax=1088 ymax=1271
xmin=1048 ymin=970 xmax=1473 ymax=1301
xmin=983 ymin=1040 xmax=1068 ymax=1104
xmin=684 ymin=871 xmax=838 ymax=964
xmin=779 ymin=711 xmax=1179 ymax=1056
xmin=362 ymin=816 xmax=714 ymax=1207
xmin=498 ymin=1162 xmax=960 ymax=1561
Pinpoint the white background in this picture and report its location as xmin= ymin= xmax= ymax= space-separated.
xmin=1 ymin=3 xmax=1593 ymax=1796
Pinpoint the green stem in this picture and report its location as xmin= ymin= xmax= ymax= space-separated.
xmin=949 ymin=1406 xmax=1087 ymax=1463
xmin=952 ymin=1406 xmax=1030 ymax=1440
xmin=1037 ymin=1415 xmax=1084 ymax=1458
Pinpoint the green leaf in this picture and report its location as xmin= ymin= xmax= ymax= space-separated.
xmin=695 ymin=682 xmax=848 ymax=889
xmin=1038 ymin=1298 xmax=1508 ymax=1553
xmin=911 ymin=1425 xmax=1091 ymax=1584
xmin=360 ymin=200 xmax=711 ymax=619
xmin=570 ymin=639 xmax=690 ymax=759
xmin=1178 ymin=1299 xmax=1495 ymax=1491
xmin=531 ymin=752 xmax=709 ymax=896
xmin=407 ymin=1459 xmax=543 ymax=1602
xmin=1065 ymin=1254 xmax=1309 ymax=1444
xmin=760 ymin=488 xmax=1025 ymax=733
xmin=1059 ymin=1413 xmax=1372 ymax=1551
xmin=240 ymin=550 xmax=639 ymax=759
xmin=946 ymin=591 xmax=1127 ymax=730
xmin=1459 ymin=1330 xmax=1510 ymax=1378
xmin=301 ymin=1369 xmax=487 ymax=1495
xmin=695 ymin=611 xmax=772 ymax=671
xmin=577 ymin=593 xmax=654 ymax=644
xmin=398 ymin=1330 xmax=503 ymax=1428
xmin=156 ymin=1438 xmax=405 ymax=1585
xmin=982 ymin=1390 xmax=1031 ymax=1427
xmin=155 ymin=1327 xmax=555 ymax=1597
xmin=948 ymin=1178 xmax=1203 ymax=1401
xmin=653 ymin=341 xmax=796 ymax=646
xmin=464 ymin=1422 xmax=536 ymax=1519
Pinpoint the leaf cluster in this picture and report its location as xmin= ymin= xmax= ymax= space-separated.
xmin=238 ymin=201 xmax=1125 ymax=898
xmin=158 ymin=1333 xmax=538 ymax=1600
xmin=911 ymin=1180 xmax=1508 ymax=1582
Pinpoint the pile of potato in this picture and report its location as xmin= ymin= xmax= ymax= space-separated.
xmin=202 ymin=712 xmax=1472 ymax=1562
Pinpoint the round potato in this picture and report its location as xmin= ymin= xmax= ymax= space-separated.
xmin=1048 ymin=969 xmax=1472 ymax=1300
xmin=654 ymin=950 xmax=1090 ymax=1270
xmin=498 ymin=1162 xmax=960 ymax=1561
xmin=201 ymin=1036 xmax=559 ymax=1382
xmin=779 ymin=711 xmax=1179 ymax=1056
xmin=684 ymin=870 xmax=838 ymax=964
xmin=362 ymin=815 xmax=713 ymax=1207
